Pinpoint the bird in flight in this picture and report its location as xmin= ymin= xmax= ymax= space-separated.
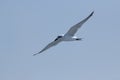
xmin=33 ymin=11 xmax=94 ymax=56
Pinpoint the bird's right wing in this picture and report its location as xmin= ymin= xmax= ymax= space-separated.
xmin=64 ymin=11 xmax=94 ymax=36
xmin=33 ymin=38 xmax=62 ymax=56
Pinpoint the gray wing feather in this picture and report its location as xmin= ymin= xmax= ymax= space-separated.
xmin=65 ymin=11 xmax=94 ymax=36
xmin=33 ymin=39 xmax=62 ymax=56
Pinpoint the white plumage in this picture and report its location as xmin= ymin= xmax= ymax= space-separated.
xmin=33 ymin=11 xmax=94 ymax=56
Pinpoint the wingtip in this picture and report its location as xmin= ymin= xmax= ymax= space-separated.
xmin=91 ymin=11 xmax=94 ymax=16
xmin=33 ymin=53 xmax=37 ymax=56
xmin=33 ymin=52 xmax=41 ymax=56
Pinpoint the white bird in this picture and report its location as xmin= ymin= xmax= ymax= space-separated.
xmin=33 ymin=11 xmax=94 ymax=56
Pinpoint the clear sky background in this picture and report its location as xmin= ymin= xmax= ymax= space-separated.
xmin=1 ymin=0 xmax=120 ymax=80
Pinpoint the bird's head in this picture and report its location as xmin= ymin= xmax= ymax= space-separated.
xmin=54 ymin=35 xmax=64 ymax=41
xmin=57 ymin=34 xmax=64 ymax=38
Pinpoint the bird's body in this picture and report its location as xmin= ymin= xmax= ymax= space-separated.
xmin=33 ymin=11 xmax=94 ymax=56
xmin=62 ymin=35 xmax=81 ymax=41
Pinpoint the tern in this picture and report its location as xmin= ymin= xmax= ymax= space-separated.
xmin=33 ymin=11 xmax=94 ymax=56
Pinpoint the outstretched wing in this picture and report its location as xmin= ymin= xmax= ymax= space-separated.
xmin=64 ymin=11 xmax=94 ymax=36
xmin=33 ymin=38 xmax=62 ymax=56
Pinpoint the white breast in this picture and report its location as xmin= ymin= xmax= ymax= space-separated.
xmin=62 ymin=35 xmax=77 ymax=41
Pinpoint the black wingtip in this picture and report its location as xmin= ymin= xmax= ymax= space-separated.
xmin=33 ymin=52 xmax=40 ymax=56
xmin=33 ymin=53 xmax=37 ymax=56
xmin=92 ymin=11 xmax=94 ymax=14
xmin=90 ymin=11 xmax=94 ymax=16
xmin=33 ymin=50 xmax=43 ymax=56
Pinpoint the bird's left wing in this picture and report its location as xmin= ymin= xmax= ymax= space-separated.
xmin=64 ymin=11 xmax=94 ymax=36
xmin=33 ymin=38 xmax=62 ymax=56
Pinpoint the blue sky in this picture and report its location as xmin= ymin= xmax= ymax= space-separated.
xmin=1 ymin=0 xmax=120 ymax=80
